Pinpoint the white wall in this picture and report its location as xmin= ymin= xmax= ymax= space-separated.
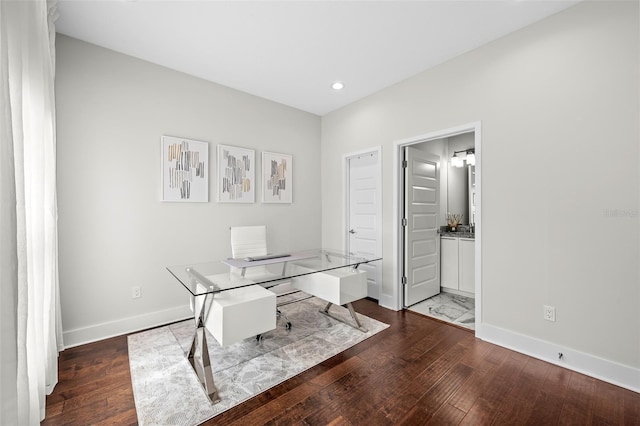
xmin=56 ymin=35 xmax=321 ymax=347
xmin=321 ymin=1 xmax=639 ymax=388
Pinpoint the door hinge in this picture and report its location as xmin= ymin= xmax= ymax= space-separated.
xmin=402 ymin=218 xmax=407 ymax=227
xmin=402 ymin=160 xmax=408 ymax=168
xmin=402 ymin=276 xmax=407 ymax=285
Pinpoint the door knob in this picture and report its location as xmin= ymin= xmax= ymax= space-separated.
xmin=349 ymin=229 xmax=356 ymax=234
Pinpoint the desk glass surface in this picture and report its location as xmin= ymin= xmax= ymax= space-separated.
xmin=167 ymin=248 xmax=381 ymax=296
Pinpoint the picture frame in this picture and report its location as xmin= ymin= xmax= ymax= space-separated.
xmin=262 ymin=151 xmax=292 ymax=203
xmin=161 ymin=135 xmax=208 ymax=202
xmin=217 ymin=144 xmax=255 ymax=203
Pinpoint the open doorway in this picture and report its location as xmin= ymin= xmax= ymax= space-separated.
xmin=392 ymin=122 xmax=482 ymax=332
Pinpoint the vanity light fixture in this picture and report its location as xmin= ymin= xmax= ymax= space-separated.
xmin=451 ymin=155 xmax=464 ymax=168
xmin=451 ymin=148 xmax=475 ymax=168
xmin=466 ymin=152 xmax=476 ymax=166
xmin=331 ymin=81 xmax=345 ymax=90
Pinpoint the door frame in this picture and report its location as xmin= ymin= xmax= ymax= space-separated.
xmin=392 ymin=122 xmax=482 ymax=330
xmin=343 ymin=147 xmax=383 ymax=291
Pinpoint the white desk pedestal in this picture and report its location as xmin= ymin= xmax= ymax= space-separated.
xmin=195 ymin=284 xmax=276 ymax=347
xmin=291 ymin=267 xmax=368 ymax=332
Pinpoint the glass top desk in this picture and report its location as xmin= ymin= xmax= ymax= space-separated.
xmin=167 ymin=248 xmax=382 ymax=403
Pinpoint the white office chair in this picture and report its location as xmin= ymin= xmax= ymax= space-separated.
xmin=230 ymin=225 xmax=268 ymax=260
xmin=230 ymin=225 xmax=293 ymax=329
xmin=230 ymin=226 xmax=270 ymax=280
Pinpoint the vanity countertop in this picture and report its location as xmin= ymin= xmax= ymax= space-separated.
xmin=440 ymin=232 xmax=475 ymax=239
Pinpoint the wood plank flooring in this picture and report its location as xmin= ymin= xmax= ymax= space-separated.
xmin=43 ymin=299 xmax=639 ymax=425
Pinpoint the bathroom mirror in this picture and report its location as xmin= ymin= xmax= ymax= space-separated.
xmin=446 ymin=162 xmax=469 ymax=225
xmin=444 ymin=133 xmax=474 ymax=226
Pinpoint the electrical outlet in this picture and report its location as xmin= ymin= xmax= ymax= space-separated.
xmin=132 ymin=286 xmax=141 ymax=299
xmin=544 ymin=305 xmax=556 ymax=322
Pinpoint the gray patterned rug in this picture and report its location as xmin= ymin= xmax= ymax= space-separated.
xmin=128 ymin=297 xmax=389 ymax=425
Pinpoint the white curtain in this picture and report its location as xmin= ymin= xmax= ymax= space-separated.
xmin=0 ymin=0 xmax=63 ymax=424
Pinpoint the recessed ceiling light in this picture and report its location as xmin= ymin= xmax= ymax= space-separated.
xmin=331 ymin=82 xmax=344 ymax=90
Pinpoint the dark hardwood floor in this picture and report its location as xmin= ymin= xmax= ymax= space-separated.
xmin=43 ymin=299 xmax=639 ymax=425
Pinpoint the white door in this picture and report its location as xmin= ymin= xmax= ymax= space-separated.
xmin=403 ymin=146 xmax=440 ymax=307
xmin=346 ymin=151 xmax=381 ymax=299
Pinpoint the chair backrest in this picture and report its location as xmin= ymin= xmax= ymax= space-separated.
xmin=230 ymin=226 xmax=268 ymax=259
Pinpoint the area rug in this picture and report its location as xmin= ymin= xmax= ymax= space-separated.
xmin=128 ymin=297 xmax=389 ymax=426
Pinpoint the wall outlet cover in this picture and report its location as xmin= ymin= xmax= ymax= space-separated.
xmin=132 ymin=286 xmax=141 ymax=299
xmin=544 ymin=305 xmax=556 ymax=322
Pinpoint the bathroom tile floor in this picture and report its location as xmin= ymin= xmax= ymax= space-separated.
xmin=408 ymin=292 xmax=475 ymax=331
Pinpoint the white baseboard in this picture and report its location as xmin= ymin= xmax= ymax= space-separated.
xmin=62 ymin=305 xmax=193 ymax=349
xmin=477 ymin=323 xmax=640 ymax=393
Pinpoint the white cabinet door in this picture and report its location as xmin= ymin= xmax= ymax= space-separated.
xmin=440 ymin=237 xmax=458 ymax=290
xmin=459 ymin=238 xmax=475 ymax=293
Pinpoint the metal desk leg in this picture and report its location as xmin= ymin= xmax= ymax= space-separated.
xmin=320 ymin=301 xmax=368 ymax=333
xmin=187 ymin=293 xmax=221 ymax=404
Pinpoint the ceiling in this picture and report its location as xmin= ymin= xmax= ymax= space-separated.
xmin=55 ymin=0 xmax=581 ymax=116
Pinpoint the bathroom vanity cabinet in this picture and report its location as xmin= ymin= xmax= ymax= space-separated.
xmin=440 ymin=236 xmax=475 ymax=295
